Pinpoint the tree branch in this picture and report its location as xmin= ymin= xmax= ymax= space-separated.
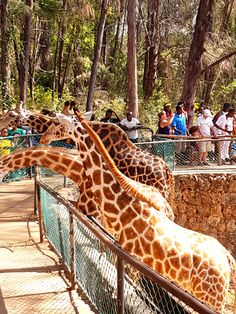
xmin=201 ymin=50 xmax=236 ymax=75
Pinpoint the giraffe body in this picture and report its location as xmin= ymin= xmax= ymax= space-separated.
xmin=0 ymin=109 xmax=175 ymax=206
xmin=39 ymin=109 xmax=236 ymax=313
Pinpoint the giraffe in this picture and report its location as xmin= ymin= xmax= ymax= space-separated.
xmin=0 ymin=108 xmax=175 ymax=206
xmin=40 ymin=109 xmax=236 ymax=313
xmin=0 ymin=146 xmax=174 ymax=221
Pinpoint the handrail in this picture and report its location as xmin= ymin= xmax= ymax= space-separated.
xmin=36 ymin=177 xmax=216 ymax=314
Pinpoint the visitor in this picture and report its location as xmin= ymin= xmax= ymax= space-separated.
xmin=0 ymin=129 xmax=12 ymax=157
xmin=61 ymin=100 xmax=72 ymax=116
xmin=171 ymin=103 xmax=187 ymax=136
xmin=100 ymin=109 xmax=121 ymax=123
xmin=69 ymin=100 xmax=77 ymax=112
xmin=157 ymin=111 xmax=174 ymax=135
xmin=7 ymin=125 xmax=26 ymax=137
xmin=163 ymin=104 xmax=173 ymax=120
xmin=188 ymin=126 xmax=200 ymax=165
xmin=197 ymin=109 xmax=216 ymax=166
xmin=171 ymin=103 xmax=188 ymax=164
xmin=196 ymin=103 xmax=204 ymax=117
xmin=213 ymin=102 xmax=231 ymax=132
xmin=214 ymin=108 xmax=235 ymax=163
xmin=120 ymin=111 xmax=142 ymax=143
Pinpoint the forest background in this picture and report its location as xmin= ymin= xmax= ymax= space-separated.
xmin=0 ymin=0 xmax=235 ymax=130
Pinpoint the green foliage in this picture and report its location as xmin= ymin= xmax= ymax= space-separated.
xmin=139 ymin=81 xmax=172 ymax=131
xmin=78 ymin=23 xmax=95 ymax=56
xmin=211 ymin=79 xmax=236 ymax=110
xmin=37 ymin=0 xmax=61 ymax=16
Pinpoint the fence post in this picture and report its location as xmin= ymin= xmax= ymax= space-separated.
xmin=28 ymin=135 xmax=33 ymax=179
xmin=117 ymin=256 xmax=124 ymax=314
xmin=69 ymin=211 xmax=76 ymax=289
xmin=35 ymin=166 xmax=44 ymax=243
xmin=34 ymin=167 xmax=37 ymax=214
xmin=217 ymin=139 xmax=222 ymax=165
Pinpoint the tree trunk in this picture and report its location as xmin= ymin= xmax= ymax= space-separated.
xmin=143 ymin=0 xmax=160 ymax=100
xmin=202 ymin=67 xmax=215 ymax=107
xmin=86 ymin=0 xmax=108 ymax=112
xmin=57 ymin=22 xmax=66 ymax=99
xmin=202 ymin=0 xmax=234 ymax=107
xmin=0 ymin=0 xmax=10 ymax=110
xmin=111 ymin=15 xmax=121 ymax=61
xmin=127 ymin=0 xmax=138 ymax=117
xmin=56 ymin=0 xmax=67 ymax=100
xmin=18 ymin=0 xmax=33 ymax=107
xmin=181 ymin=0 xmax=215 ymax=126
xmin=39 ymin=21 xmax=52 ymax=71
xmin=101 ymin=28 xmax=107 ymax=64
xmin=29 ymin=18 xmax=39 ymax=102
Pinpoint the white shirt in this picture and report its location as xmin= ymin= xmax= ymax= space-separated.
xmin=215 ymin=115 xmax=233 ymax=135
xmin=197 ymin=116 xmax=213 ymax=137
xmin=120 ymin=117 xmax=140 ymax=139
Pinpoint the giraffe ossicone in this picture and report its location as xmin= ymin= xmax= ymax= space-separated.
xmin=39 ymin=108 xmax=236 ymax=313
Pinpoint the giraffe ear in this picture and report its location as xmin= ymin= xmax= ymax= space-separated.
xmin=83 ymin=111 xmax=93 ymax=121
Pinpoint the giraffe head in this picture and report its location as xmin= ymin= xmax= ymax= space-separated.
xmin=40 ymin=111 xmax=93 ymax=145
xmin=0 ymin=108 xmax=31 ymax=130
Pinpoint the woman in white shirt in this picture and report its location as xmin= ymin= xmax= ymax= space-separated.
xmin=197 ymin=109 xmax=216 ymax=165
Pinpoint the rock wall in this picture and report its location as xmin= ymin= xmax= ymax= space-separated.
xmin=174 ymin=173 xmax=236 ymax=257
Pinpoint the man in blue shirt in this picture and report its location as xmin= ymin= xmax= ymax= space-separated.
xmin=171 ymin=103 xmax=187 ymax=135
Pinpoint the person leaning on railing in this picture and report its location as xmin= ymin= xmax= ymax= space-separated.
xmin=119 ymin=111 xmax=142 ymax=143
xmin=157 ymin=111 xmax=174 ymax=135
xmin=0 ymin=129 xmax=12 ymax=157
xmin=197 ymin=109 xmax=217 ymax=166
xmin=214 ymin=107 xmax=235 ymax=164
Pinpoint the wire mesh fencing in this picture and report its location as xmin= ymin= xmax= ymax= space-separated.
xmin=137 ymin=135 xmax=236 ymax=170
xmin=1 ymin=134 xmax=236 ymax=184
xmin=36 ymin=177 xmax=216 ymax=314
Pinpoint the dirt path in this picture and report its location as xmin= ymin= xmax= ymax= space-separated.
xmin=0 ymin=180 xmax=95 ymax=314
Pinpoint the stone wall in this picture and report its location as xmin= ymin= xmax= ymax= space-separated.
xmin=174 ymin=173 xmax=236 ymax=257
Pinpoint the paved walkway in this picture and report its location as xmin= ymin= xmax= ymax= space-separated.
xmin=0 ymin=180 xmax=95 ymax=314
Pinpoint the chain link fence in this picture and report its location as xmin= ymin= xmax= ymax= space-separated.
xmin=1 ymin=134 xmax=236 ymax=183
xmin=137 ymin=135 xmax=236 ymax=170
xmin=36 ymin=173 xmax=216 ymax=314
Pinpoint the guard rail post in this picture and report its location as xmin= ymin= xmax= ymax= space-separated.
xmin=117 ymin=256 xmax=124 ymax=314
xmin=35 ymin=166 xmax=44 ymax=243
xmin=69 ymin=210 xmax=76 ymax=289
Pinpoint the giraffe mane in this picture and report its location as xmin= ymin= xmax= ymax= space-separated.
xmin=74 ymin=109 xmax=165 ymax=211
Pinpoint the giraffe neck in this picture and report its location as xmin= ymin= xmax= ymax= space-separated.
xmin=0 ymin=147 xmax=82 ymax=182
xmin=74 ymin=111 xmax=170 ymax=214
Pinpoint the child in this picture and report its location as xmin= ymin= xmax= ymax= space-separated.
xmin=188 ymin=126 xmax=200 ymax=165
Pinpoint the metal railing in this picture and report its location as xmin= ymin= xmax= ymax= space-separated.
xmin=137 ymin=135 xmax=236 ymax=170
xmin=35 ymin=168 xmax=216 ymax=314
xmin=1 ymin=134 xmax=236 ymax=183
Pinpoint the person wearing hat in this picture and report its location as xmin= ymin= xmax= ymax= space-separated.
xmin=212 ymin=102 xmax=231 ymax=131
xmin=197 ymin=109 xmax=216 ymax=166
xmin=214 ymin=108 xmax=235 ymax=163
